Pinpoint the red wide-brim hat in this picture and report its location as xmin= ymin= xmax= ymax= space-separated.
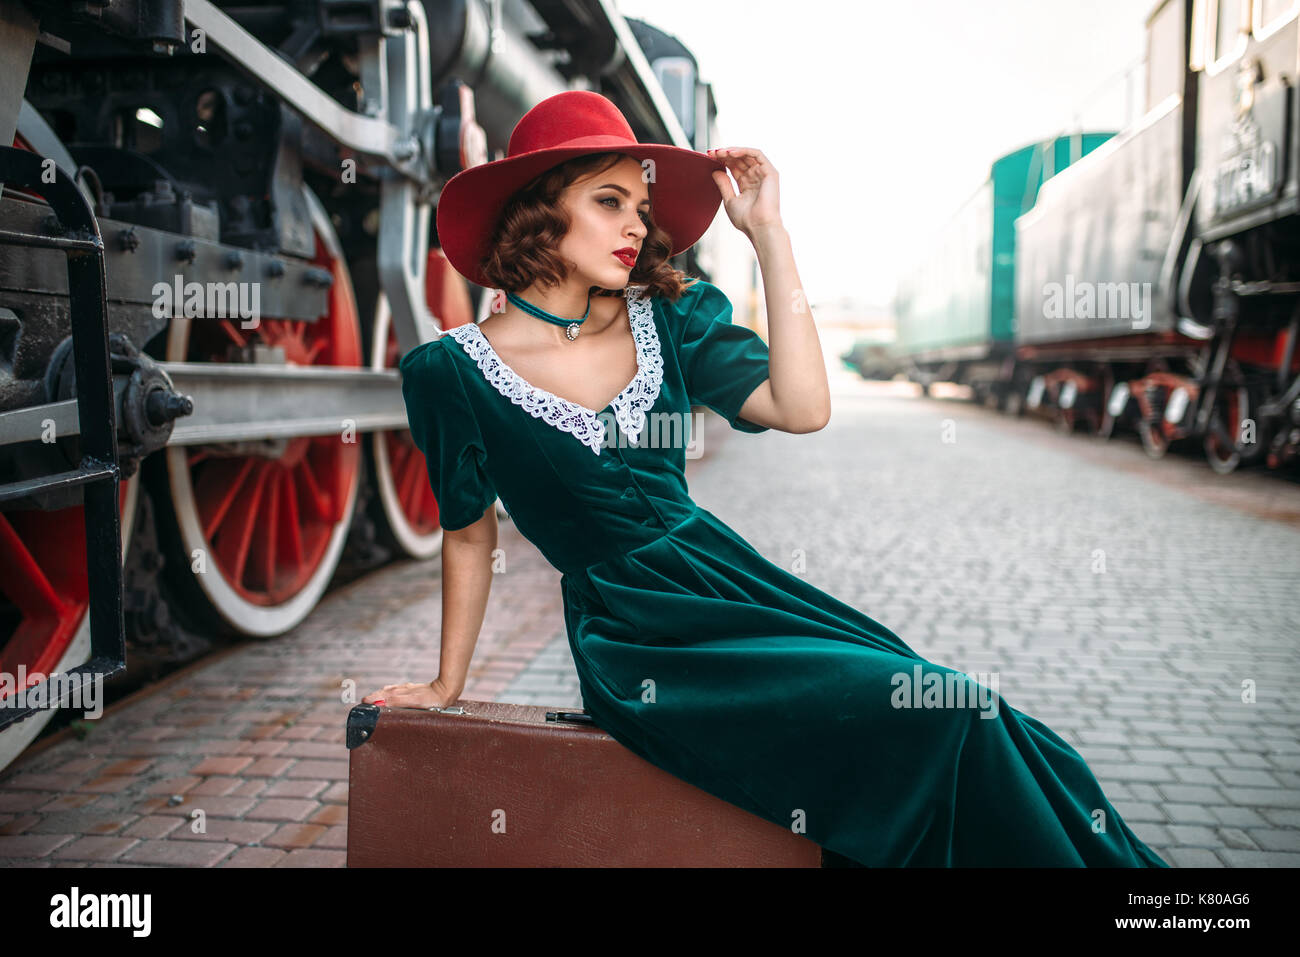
xmin=436 ymin=90 xmax=725 ymax=289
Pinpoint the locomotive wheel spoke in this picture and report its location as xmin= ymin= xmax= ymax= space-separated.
xmin=279 ymin=470 xmax=305 ymax=567
xmin=0 ymin=516 xmax=66 ymax=622
xmin=218 ymin=320 xmax=247 ymax=350
xmin=197 ymin=457 xmax=256 ymax=540
xmin=296 ymin=460 xmax=330 ymax=522
xmin=219 ymin=461 xmax=271 ymax=588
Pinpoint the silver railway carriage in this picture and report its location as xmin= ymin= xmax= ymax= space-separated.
xmin=903 ymin=0 xmax=1300 ymax=473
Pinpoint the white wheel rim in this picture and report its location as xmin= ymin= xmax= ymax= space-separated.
xmin=369 ymin=292 xmax=443 ymax=559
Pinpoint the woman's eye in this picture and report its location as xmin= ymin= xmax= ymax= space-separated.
xmin=602 ymin=196 xmax=650 ymax=224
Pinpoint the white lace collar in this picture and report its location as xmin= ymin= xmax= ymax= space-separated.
xmin=443 ymin=284 xmax=663 ymax=454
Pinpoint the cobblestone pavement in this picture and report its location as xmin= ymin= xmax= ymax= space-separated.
xmin=2 ymin=370 xmax=1298 ymax=867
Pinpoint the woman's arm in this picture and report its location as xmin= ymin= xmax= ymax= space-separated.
xmin=434 ymin=508 xmax=498 ymax=695
xmin=708 ymin=148 xmax=831 ymax=434
xmin=363 ymin=504 xmax=497 ymax=708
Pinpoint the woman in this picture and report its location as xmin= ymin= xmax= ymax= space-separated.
xmin=362 ymin=91 xmax=1168 ymax=867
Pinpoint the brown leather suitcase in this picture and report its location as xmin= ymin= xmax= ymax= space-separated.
xmin=345 ymin=700 xmax=827 ymax=867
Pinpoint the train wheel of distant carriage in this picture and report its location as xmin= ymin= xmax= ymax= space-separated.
xmin=0 ymin=118 xmax=140 ymax=771
xmin=1136 ymin=358 xmax=1175 ymax=460
xmin=1096 ymin=364 xmax=1119 ymax=439
xmin=1053 ymin=379 xmax=1102 ymax=436
xmin=1137 ymin=419 xmax=1171 ymax=459
xmin=1052 ymin=397 xmax=1079 ymax=435
xmin=1000 ymin=374 xmax=1026 ymax=417
xmin=1203 ymin=361 xmax=1253 ymax=475
xmin=157 ymin=186 xmax=362 ymax=637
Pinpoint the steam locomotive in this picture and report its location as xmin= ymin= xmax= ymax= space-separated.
xmin=0 ymin=0 xmax=756 ymax=769
xmin=895 ymin=0 xmax=1300 ymax=475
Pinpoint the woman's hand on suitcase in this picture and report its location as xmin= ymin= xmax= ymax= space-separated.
xmin=362 ymin=676 xmax=462 ymax=710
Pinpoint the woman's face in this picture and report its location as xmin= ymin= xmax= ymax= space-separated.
xmin=553 ymin=156 xmax=650 ymax=290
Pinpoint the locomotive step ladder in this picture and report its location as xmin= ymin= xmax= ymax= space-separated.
xmin=0 ymin=145 xmax=124 ymax=731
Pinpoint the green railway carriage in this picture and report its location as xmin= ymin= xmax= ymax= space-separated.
xmin=995 ymin=0 xmax=1300 ymax=469
xmin=892 ymin=134 xmax=1115 ymax=400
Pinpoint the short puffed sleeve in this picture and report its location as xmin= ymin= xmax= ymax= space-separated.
xmin=673 ymin=279 xmax=772 ymax=433
xmin=399 ymin=336 xmax=499 ymax=531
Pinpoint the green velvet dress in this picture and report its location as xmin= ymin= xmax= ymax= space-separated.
xmin=399 ymin=278 xmax=1169 ymax=867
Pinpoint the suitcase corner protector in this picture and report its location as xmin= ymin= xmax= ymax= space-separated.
xmin=346 ymin=702 xmax=381 ymax=750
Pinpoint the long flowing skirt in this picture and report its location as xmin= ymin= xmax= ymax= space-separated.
xmin=559 ymin=506 xmax=1168 ymax=867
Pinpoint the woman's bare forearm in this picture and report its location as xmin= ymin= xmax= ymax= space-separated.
xmin=435 ymin=509 xmax=498 ymax=696
xmin=706 ymin=147 xmax=830 ymax=433
xmin=750 ymin=223 xmax=829 ymax=431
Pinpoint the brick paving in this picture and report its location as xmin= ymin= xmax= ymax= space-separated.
xmin=1 ymin=368 xmax=1297 ymax=867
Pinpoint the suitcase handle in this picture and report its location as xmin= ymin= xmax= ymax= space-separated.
xmin=546 ymin=709 xmax=595 ymax=724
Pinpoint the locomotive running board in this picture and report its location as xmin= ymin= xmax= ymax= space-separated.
xmin=0 ymin=364 xmax=409 ymax=447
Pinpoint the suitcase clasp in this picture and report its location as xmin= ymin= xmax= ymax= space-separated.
xmin=427 ymin=705 xmax=468 ymax=714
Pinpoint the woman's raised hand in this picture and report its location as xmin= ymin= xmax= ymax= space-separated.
xmin=708 ymin=147 xmax=783 ymax=237
xmin=362 ymin=675 xmax=462 ymax=710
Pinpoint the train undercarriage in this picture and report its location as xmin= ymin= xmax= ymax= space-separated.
xmin=1000 ymin=228 xmax=1300 ymax=475
xmin=904 ymin=216 xmax=1300 ymax=476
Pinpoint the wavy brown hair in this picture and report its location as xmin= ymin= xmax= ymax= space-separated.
xmin=477 ymin=152 xmax=697 ymax=303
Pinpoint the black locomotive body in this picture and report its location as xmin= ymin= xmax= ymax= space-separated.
xmin=0 ymin=0 xmax=746 ymax=770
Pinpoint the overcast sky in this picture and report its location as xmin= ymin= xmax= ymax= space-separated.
xmin=613 ymin=0 xmax=1152 ymax=307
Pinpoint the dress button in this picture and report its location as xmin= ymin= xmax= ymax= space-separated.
xmin=621 ymin=487 xmax=636 ymax=499
xmin=640 ymin=517 xmax=658 ymax=527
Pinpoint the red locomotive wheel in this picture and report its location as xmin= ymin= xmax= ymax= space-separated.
xmin=0 ymin=482 xmax=136 ymax=771
xmin=160 ymin=187 xmax=362 ymax=636
xmin=0 ymin=484 xmax=130 ymax=681
xmin=367 ymin=252 xmax=479 ymax=558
